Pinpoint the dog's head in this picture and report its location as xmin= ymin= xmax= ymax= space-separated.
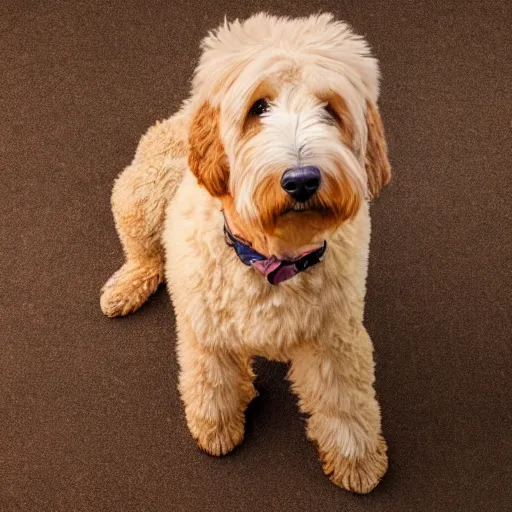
xmin=188 ymin=13 xmax=391 ymax=256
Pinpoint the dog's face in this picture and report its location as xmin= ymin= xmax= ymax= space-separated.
xmin=188 ymin=14 xmax=391 ymax=254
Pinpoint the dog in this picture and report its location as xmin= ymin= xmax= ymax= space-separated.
xmin=100 ymin=13 xmax=391 ymax=494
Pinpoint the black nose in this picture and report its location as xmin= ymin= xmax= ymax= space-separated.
xmin=281 ymin=166 xmax=321 ymax=202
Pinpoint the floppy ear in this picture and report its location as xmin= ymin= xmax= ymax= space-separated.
xmin=365 ymin=101 xmax=391 ymax=198
xmin=188 ymin=102 xmax=229 ymax=197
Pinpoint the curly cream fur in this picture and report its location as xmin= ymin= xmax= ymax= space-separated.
xmin=101 ymin=13 xmax=391 ymax=494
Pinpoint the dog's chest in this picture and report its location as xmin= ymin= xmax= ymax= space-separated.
xmin=220 ymin=273 xmax=332 ymax=355
xmin=164 ymin=175 xmax=369 ymax=358
xmin=166 ymin=234 xmax=361 ymax=358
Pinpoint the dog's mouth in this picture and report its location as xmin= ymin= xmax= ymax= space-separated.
xmin=281 ymin=200 xmax=332 ymax=216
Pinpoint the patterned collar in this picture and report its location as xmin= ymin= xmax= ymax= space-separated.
xmin=223 ymin=221 xmax=327 ymax=285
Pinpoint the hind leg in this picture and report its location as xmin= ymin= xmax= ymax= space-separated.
xmin=101 ymin=115 xmax=188 ymax=317
xmin=100 ymin=163 xmax=166 ymax=317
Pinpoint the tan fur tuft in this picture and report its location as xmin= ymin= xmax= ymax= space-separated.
xmin=321 ymin=174 xmax=362 ymax=224
xmin=365 ymin=101 xmax=391 ymax=199
xmin=252 ymin=174 xmax=291 ymax=231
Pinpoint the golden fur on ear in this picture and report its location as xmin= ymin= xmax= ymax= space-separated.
xmin=365 ymin=101 xmax=391 ymax=199
xmin=188 ymin=102 xmax=229 ymax=197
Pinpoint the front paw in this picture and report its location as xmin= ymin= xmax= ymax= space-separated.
xmin=187 ymin=414 xmax=245 ymax=456
xmin=320 ymin=435 xmax=388 ymax=494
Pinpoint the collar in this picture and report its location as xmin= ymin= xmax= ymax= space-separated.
xmin=223 ymin=221 xmax=327 ymax=285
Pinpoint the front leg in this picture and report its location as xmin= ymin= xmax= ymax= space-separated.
xmin=177 ymin=327 xmax=257 ymax=456
xmin=288 ymin=326 xmax=387 ymax=494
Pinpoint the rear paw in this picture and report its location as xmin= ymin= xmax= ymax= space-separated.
xmin=100 ymin=261 xmax=163 ymax=317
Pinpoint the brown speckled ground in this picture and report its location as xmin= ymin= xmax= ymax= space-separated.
xmin=1 ymin=1 xmax=511 ymax=510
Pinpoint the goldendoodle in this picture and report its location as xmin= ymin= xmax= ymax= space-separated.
xmin=100 ymin=13 xmax=391 ymax=494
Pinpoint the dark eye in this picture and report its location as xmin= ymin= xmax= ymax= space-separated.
xmin=248 ymin=98 xmax=270 ymax=117
xmin=323 ymin=103 xmax=340 ymax=123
